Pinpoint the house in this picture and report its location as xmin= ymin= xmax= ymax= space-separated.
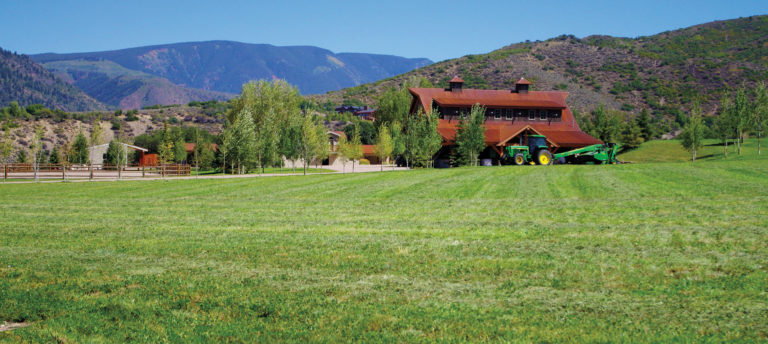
xmin=335 ymin=105 xmax=376 ymax=121
xmin=408 ymin=76 xmax=602 ymax=165
xmin=88 ymin=143 xmax=148 ymax=166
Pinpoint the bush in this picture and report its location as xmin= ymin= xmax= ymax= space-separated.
xmin=359 ymin=158 xmax=370 ymax=165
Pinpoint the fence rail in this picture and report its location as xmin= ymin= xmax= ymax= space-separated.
xmin=2 ymin=163 xmax=191 ymax=180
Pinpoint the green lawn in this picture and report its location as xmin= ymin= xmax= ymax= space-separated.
xmin=191 ymin=167 xmax=335 ymax=176
xmin=1 ymin=157 xmax=767 ymax=342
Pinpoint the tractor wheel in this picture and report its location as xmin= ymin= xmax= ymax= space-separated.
xmin=536 ymin=150 xmax=553 ymax=165
xmin=513 ymin=153 xmax=525 ymax=165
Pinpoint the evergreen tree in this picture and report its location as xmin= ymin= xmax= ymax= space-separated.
xmin=374 ymin=125 xmax=394 ymax=171
xmin=70 ymin=132 xmax=89 ymax=164
xmin=620 ymin=117 xmax=645 ymax=149
xmin=49 ymin=145 xmax=60 ymax=164
xmin=680 ymin=102 xmax=706 ymax=161
xmin=637 ymin=109 xmax=654 ymax=141
xmin=17 ymin=149 xmax=28 ymax=163
xmin=454 ymin=104 xmax=486 ymax=166
xmin=105 ymin=141 xmax=121 ymax=165
xmin=591 ymin=105 xmax=622 ymax=143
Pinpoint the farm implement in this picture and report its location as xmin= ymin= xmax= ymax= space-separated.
xmin=504 ymin=134 xmax=620 ymax=165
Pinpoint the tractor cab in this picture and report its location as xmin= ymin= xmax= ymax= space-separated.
xmin=527 ymin=135 xmax=548 ymax=152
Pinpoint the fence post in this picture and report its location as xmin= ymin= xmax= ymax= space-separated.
xmin=89 ymin=163 xmax=93 ymax=180
xmin=3 ymin=163 xmax=6 ymax=182
xmin=62 ymin=163 xmax=65 ymax=180
xmin=142 ymin=164 xmax=145 ymax=178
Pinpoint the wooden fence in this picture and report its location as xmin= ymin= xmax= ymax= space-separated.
xmin=2 ymin=163 xmax=191 ymax=180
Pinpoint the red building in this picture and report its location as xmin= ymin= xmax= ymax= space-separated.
xmin=408 ymin=77 xmax=601 ymax=165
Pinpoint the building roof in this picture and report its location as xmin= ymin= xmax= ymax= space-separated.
xmin=89 ymin=142 xmax=148 ymax=152
xmin=409 ymin=88 xmax=569 ymax=113
xmin=449 ymin=76 xmax=465 ymax=83
xmin=185 ymin=142 xmax=219 ymax=153
xmin=515 ymin=77 xmax=532 ymax=85
xmin=361 ymin=144 xmax=376 ymax=155
xmin=436 ymin=119 xmax=602 ymax=148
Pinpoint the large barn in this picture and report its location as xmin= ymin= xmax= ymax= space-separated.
xmin=408 ymin=77 xmax=602 ymax=165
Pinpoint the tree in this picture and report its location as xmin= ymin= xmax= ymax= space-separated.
xmin=30 ymin=125 xmax=44 ymax=182
xmin=298 ymin=115 xmax=320 ymax=175
xmin=158 ymin=122 xmax=175 ymax=167
xmin=752 ymin=82 xmax=768 ymax=155
xmin=313 ymin=124 xmax=329 ymax=169
xmin=70 ymin=132 xmax=89 ymax=164
xmin=375 ymin=86 xmax=411 ymax=127
xmin=279 ymin=118 xmax=302 ymax=172
xmin=255 ymin=109 xmax=280 ymax=173
xmin=620 ymin=117 xmax=645 ymax=150
xmin=347 ymin=125 xmax=363 ymax=172
xmin=49 ymin=145 xmax=60 ymax=164
xmin=637 ymin=109 xmax=655 ymax=141
xmin=343 ymin=121 xmax=376 ymax=145
xmin=404 ymin=108 xmax=443 ymax=167
xmin=715 ymin=94 xmax=735 ymax=157
xmin=374 ymin=125 xmax=394 ymax=171
xmin=337 ymin=135 xmax=351 ymax=173
xmin=390 ymin=121 xmax=405 ymax=169
xmin=731 ymin=86 xmax=750 ymax=155
xmin=590 ymin=105 xmax=622 ymax=143
xmin=0 ymin=129 xmax=14 ymax=181
xmin=90 ymin=120 xmax=105 ymax=146
xmin=680 ymin=102 xmax=706 ymax=161
xmin=224 ymin=109 xmax=258 ymax=174
xmin=454 ymin=104 xmax=486 ymax=166
xmin=17 ymin=149 xmax=28 ymax=163
xmin=105 ymin=141 xmax=122 ymax=165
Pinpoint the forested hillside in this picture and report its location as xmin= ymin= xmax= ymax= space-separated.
xmin=32 ymin=41 xmax=433 ymax=96
xmin=0 ymin=48 xmax=106 ymax=111
xmin=316 ymin=16 xmax=768 ymax=130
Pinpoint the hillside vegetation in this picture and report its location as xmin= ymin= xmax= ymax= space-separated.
xmin=0 ymin=48 xmax=106 ymax=111
xmin=1 ymin=160 xmax=767 ymax=342
xmin=316 ymin=16 xmax=768 ymax=127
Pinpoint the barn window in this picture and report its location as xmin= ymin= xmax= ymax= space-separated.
xmin=528 ymin=110 xmax=535 ymax=120
xmin=539 ymin=110 xmax=547 ymax=120
xmin=494 ymin=109 xmax=501 ymax=120
xmin=506 ymin=109 xmax=513 ymax=120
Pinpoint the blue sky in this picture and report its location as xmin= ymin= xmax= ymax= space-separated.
xmin=1 ymin=0 xmax=767 ymax=61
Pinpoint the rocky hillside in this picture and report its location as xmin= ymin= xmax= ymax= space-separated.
xmin=0 ymin=48 xmax=106 ymax=111
xmin=315 ymin=15 xmax=768 ymax=125
xmin=32 ymin=41 xmax=433 ymax=96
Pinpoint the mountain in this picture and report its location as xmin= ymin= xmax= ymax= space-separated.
xmin=42 ymin=59 xmax=233 ymax=109
xmin=32 ymin=41 xmax=433 ymax=96
xmin=316 ymin=15 xmax=768 ymax=125
xmin=0 ymin=47 xmax=106 ymax=111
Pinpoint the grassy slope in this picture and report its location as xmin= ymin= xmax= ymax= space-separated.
xmin=1 ymin=159 xmax=767 ymax=342
xmin=620 ymin=138 xmax=768 ymax=163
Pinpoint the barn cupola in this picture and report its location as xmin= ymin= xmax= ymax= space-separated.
xmin=514 ymin=77 xmax=531 ymax=94
xmin=447 ymin=76 xmax=464 ymax=92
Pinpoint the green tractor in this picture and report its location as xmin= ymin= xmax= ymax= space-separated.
xmin=504 ymin=134 xmax=621 ymax=165
xmin=504 ymin=134 xmax=553 ymax=165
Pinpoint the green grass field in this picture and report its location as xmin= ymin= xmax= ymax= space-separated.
xmin=1 ymin=141 xmax=767 ymax=342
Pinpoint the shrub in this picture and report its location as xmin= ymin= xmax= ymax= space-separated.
xmin=359 ymin=158 xmax=370 ymax=165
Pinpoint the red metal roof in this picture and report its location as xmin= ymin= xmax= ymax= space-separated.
xmin=515 ymin=77 xmax=532 ymax=85
xmin=410 ymin=88 xmax=568 ymax=113
xmin=449 ymin=76 xmax=464 ymax=83
xmin=361 ymin=144 xmax=376 ymax=155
